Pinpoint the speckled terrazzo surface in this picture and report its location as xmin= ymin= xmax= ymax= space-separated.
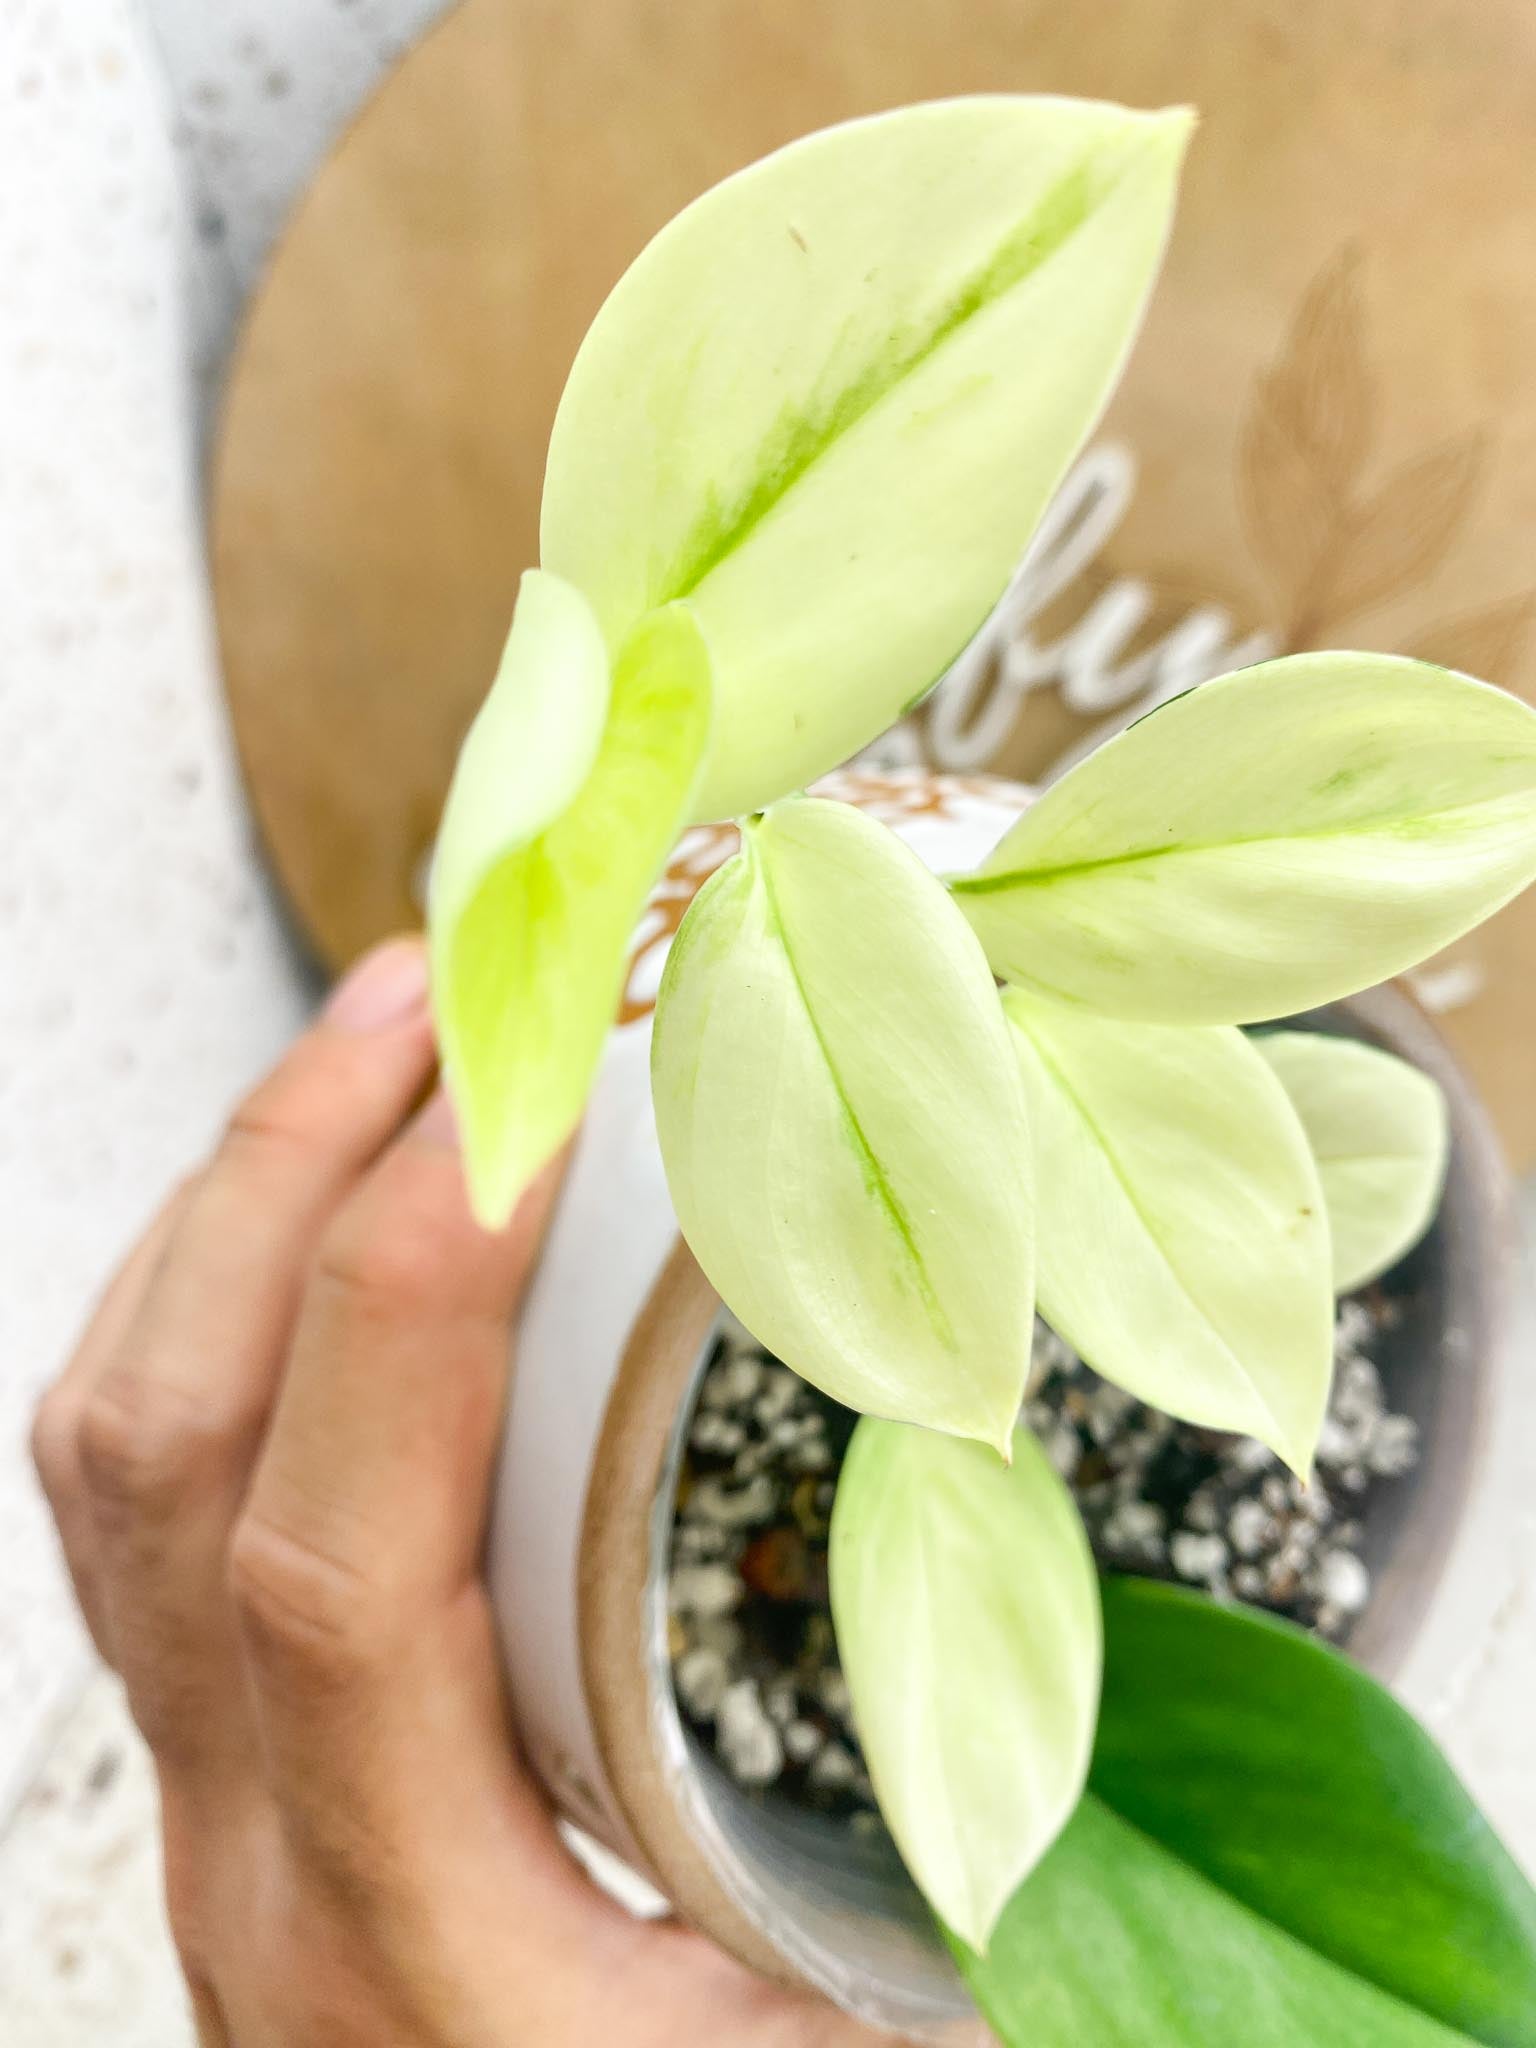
xmin=1 ymin=6 xmax=1534 ymax=2043
xmin=0 ymin=5 xmax=449 ymax=2039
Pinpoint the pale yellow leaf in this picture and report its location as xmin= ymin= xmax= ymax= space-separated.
xmin=1254 ymin=1030 xmax=1448 ymax=1293
xmin=652 ymin=797 xmax=1034 ymax=1447
xmin=955 ymin=654 xmax=1536 ymax=1024
xmin=1004 ymin=989 xmax=1333 ymax=1472
xmin=432 ymin=592 xmax=711 ymax=1224
xmin=543 ymin=97 xmax=1191 ymax=819
xmin=830 ymin=1418 xmax=1101 ymax=1952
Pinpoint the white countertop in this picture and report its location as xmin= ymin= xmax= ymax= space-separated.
xmin=1 ymin=4 xmax=1533 ymax=2041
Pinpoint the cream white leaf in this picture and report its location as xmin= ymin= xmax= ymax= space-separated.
xmin=651 ymin=797 xmax=1034 ymax=1448
xmin=830 ymin=1418 xmax=1102 ymax=1952
xmin=1253 ymin=1030 xmax=1449 ymax=1293
xmin=955 ymin=655 xmax=1536 ymax=1023
xmin=543 ymin=97 xmax=1191 ymax=819
xmin=1004 ymin=988 xmax=1334 ymax=1473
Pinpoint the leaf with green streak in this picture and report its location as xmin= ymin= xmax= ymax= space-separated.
xmin=542 ymin=97 xmax=1191 ymax=821
xmin=1254 ymin=1029 xmax=1450 ymax=1292
xmin=830 ymin=1419 xmax=1100 ymax=1951
xmin=651 ymin=797 xmax=1033 ymax=1447
xmin=430 ymin=585 xmax=711 ymax=1225
xmin=948 ymin=1578 xmax=1536 ymax=2046
xmin=954 ymin=655 xmax=1536 ymax=1023
xmin=1003 ymin=988 xmax=1332 ymax=1473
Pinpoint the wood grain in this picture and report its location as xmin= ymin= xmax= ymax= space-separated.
xmin=211 ymin=0 xmax=1536 ymax=1163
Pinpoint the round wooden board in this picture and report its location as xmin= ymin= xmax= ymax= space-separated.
xmin=212 ymin=0 xmax=1536 ymax=1165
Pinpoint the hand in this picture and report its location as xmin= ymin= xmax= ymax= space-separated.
xmin=32 ymin=938 xmax=880 ymax=2048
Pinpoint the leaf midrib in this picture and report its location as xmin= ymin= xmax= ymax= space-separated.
xmin=664 ymin=142 xmax=1132 ymax=605
xmin=1076 ymin=1793 xmax=1482 ymax=2046
xmin=751 ymin=834 xmax=956 ymax=1351
xmin=951 ymin=793 xmax=1524 ymax=900
xmin=1019 ymin=1020 xmax=1294 ymax=1458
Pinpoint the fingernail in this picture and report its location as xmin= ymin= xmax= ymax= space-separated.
xmin=323 ymin=937 xmax=430 ymax=1033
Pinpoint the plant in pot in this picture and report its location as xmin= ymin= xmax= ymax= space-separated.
xmin=425 ymin=97 xmax=1536 ymax=2040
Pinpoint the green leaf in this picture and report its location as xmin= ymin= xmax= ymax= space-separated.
xmin=542 ymin=97 xmax=1191 ymax=820
xmin=431 ymin=590 xmax=711 ymax=1224
xmin=830 ymin=1419 xmax=1101 ymax=1952
xmin=1254 ymin=1029 xmax=1450 ymax=1292
xmin=651 ymin=796 xmax=1033 ymax=1447
xmin=429 ymin=570 xmax=611 ymax=928
xmin=948 ymin=1578 xmax=1536 ymax=2046
xmin=1003 ymin=989 xmax=1332 ymax=1473
xmin=953 ymin=654 xmax=1536 ymax=1023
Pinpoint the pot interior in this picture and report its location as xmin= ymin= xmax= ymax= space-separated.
xmin=623 ymin=984 xmax=1507 ymax=2033
xmin=641 ymin=1314 xmax=972 ymax=2036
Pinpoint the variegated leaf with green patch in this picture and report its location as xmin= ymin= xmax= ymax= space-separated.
xmin=430 ymin=578 xmax=711 ymax=1225
xmin=1003 ymin=988 xmax=1333 ymax=1473
xmin=1254 ymin=1030 xmax=1449 ymax=1293
xmin=830 ymin=1419 xmax=1101 ymax=1953
xmin=543 ymin=96 xmax=1192 ymax=820
xmin=651 ymin=796 xmax=1033 ymax=1447
xmin=954 ymin=655 xmax=1536 ymax=1023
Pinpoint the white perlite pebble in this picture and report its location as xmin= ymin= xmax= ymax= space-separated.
xmin=1367 ymin=1413 xmax=1420 ymax=1477
xmin=701 ymin=1354 xmax=765 ymax=1409
xmin=1315 ymin=1415 xmax=1360 ymax=1465
xmin=1171 ymin=1531 xmax=1230 ymax=1581
xmin=817 ymin=1669 xmax=852 ymax=1719
xmin=1333 ymin=1300 xmax=1373 ymax=1353
xmin=809 ymin=1743 xmax=858 ymax=1791
xmin=1231 ymin=1436 xmax=1275 ymax=1476
xmin=784 ymin=1720 xmax=823 ymax=1764
xmin=1042 ymin=1420 xmax=1081 ymax=1480
xmin=1318 ymin=1550 xmax=1371 ymax=1614
xmin=687 ymin=1475 xmax=778 ymax=1527
xmin=717 ymin=1681 xmax=784 ymax=1787
xmin=1185 ymin=1492 xmax=1221 ymax=1533
xmin=675 ymin=1647 xmax=730 ymax=1718
xmin=668 ymin=1564 xmax=742 ymax=1620
xmin=755 ymin=1368 xmax=802 ymax=1424
xmin=1105 ymin=1500 xmax=1164 ymax=1548
xmin=1228 ymin=1499 xmax=1272 ymax=1559
xmin=764 ymin=1681 xmax=798 ymax=1729
xmin=690 ymin=1412 xmax=747 ymax=1455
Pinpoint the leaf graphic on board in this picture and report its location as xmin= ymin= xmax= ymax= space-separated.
xmin=1406 ymin=592 xmax=1536 ymax=686
xmin=1238 ymin=248 xmax=1373 ymax=617
xmin=1238 ymin=380 xmax=1331 ymax=600
xmin=1319 ymin=430 xmax=1488 ymax=625
xmin=1263 ymin=246 xmax=1373 ymax=493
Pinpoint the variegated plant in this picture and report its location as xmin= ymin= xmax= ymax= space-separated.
xmin=428 ymin=97 xmax=1536 ymax=2021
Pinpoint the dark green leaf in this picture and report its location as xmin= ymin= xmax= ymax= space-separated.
xmin=948 ymin=1579 xmax=1536 ymax=2045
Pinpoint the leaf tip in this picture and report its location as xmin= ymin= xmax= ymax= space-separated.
xmin=1272 ymin=1427 xmax=1319 ymax=1488
xmin=1153 ymin=101 xmax=1199 ymax=142
xmin=463 ymin=1151 xmax=518 ymax=1235
xmin=963 ymin=1413 xmax=1019 ymax=1464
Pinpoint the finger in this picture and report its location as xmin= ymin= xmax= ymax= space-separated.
xmin=229 ymin=1099 xmax=563 ymax=1862
xmin=77 ymin=937 xmax=437 ymax=1768
xmin=30 ymin=1186 xmax=192 ymax=1661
